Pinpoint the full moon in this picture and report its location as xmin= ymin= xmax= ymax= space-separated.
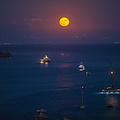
xmin=59 ymin=17 xmax=70 ymax=27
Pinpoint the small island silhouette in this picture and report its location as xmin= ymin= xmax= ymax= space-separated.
xmin=0 ymin=50 xmax=13 ymax=58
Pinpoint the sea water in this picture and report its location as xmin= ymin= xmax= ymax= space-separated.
xmin=0 ymin=44 xmax=120 ymax=120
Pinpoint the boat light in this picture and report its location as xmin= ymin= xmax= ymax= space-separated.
xmin=111 ymin=71 xmax=113 ymax=74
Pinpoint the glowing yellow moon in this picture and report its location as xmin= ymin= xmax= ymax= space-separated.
xmin=59 ymin=17 xmax=70 ymax=27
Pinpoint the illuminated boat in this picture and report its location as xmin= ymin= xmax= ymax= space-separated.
xmin=41 ymin=55 xmax=51 ymax=63
xmin=63 ymin=117 xmax=71 ymax=120
xmin=38 ymin=113 xmax=49 ymax=118
xmin=102 ymin=86 xmax=120 ymax=92
xmin=40 ymin=59 xmax=44 ymax=64
xmin=78 ymin=62 xmax=85 ymax=71
xmin=86 ymin=72 xmax=91 ymax=76
xmin=36 ymin=108 xmax=49 ymax=119
xmin=36 ymin=109 xmax=47 ymax=113
xmin=102 ymin=63 xmax=120 ymax=92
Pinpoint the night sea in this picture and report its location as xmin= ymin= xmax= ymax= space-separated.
xmin=0 ymin=44 xmax=120 ymax=120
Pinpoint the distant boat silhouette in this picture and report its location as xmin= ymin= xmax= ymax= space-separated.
xmin=0 ymin=50 xmax=13 ymax=58
xmin=80 ymin=86 xmax=85 ymax=109
xmin=106 ymin=104 xmax=113 ymax=108
xmin=63 ymin=117 xmax=71 ymax=120
xmin=86 ymin=71 xmax=91 ymax=76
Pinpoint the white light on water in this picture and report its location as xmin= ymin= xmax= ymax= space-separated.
xmin=95 ymin=92 xmax=120 ymax=95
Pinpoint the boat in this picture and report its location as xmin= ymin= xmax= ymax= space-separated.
xmin=78 ymin=62 xmax=85 ymax=71
xmin=0 ymin=50 xmax=13 ymax=58
xmin=35 ymin=108 xmax=49 ymax=119
xmin=40 ymin=59 xmax=44 ymax=64
xmin=80 ymin=86 xmax=85 ymax=109
xmin=36 ymin=109 xmax=47 ymax=113
xmin=40 ymin=55 xmax=51 ymax=63
xmin=43 ymin=55 xmax=51 ymax=62
xmin=63 ymin=117 xmax=71 ymax=120
xmin=106 ymin=104 xmax=113 ymax=108
xmin=80 ymin=105 xmax=85 ymax=109
xmin=86 ymin=72 xmax=91 ymax=76
xmin=38 ymin=113 xmax=49 ymax=118
xmin=102 ymin=63 xmax=120 ymax=92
